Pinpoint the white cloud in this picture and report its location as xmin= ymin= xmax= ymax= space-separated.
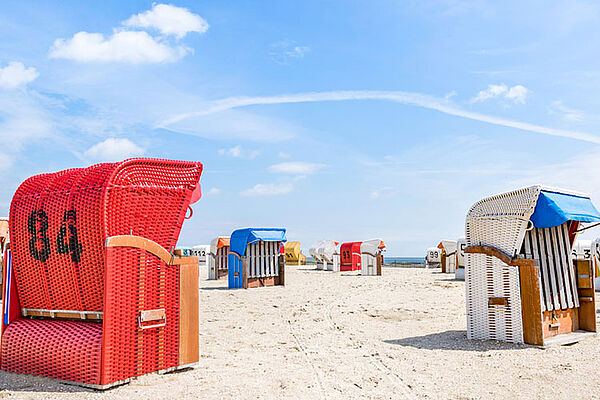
xmin=505 ymin=85 xmax=529 ymax=104
xmin=278 ymin=151 xmax=290 ymax=159
xmin=370 ymin=187 xmax=398 ymax=199
xmin=269 ymin=40 xmax=310 ymax=65
xmin=123 ymin=4 xmax=209 ymax=39
xmin=206 ymin=187 xmax=222 ymax=195
xmin=49 ymin=31 xmax=189 ymax=63
xmin=0 ymin=62 xmax=39 ymax=89
xmin=472 ymin=84 xmax=507 ymax=102
xmin=218 ymin=145 xmax=259 ymax=159
xmin=161 ymin=90 xmax=600 ymax=144
xmin=268 ymin=161 xmax=325 ymax=175
xmin=549 ymin=101 xmax=585 ymax=122
xmin=472 ymin=84 xmax=530 ymax=104
xmin=240 ymin=183 xmax=293 ymax=197
xmin=83 ymin=138 xmax=145 ymax=162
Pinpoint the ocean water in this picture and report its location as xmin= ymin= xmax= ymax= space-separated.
xmin=306 ymin=256 xmax=425 ymax=265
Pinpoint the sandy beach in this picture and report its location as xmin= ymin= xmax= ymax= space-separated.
xmin=1 ymin=265 xmax=599 ymax=399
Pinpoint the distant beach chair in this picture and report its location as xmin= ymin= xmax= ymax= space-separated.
xmin=465 ymin=185 xmax=600 ymax=346
xmin=591 ymin=238 xmax=600 ymax=292
xmin=340 ymin=241 xmax=362 ymax=271
xmin=284 ymin=241 xmax=306 ymax=265
xmin=455 ymin=238 xmax=466 ymax=280
xmin=191 ymin=244 xmax=210 ymax=265
xmin=0 ymin=217 xmax=7 ymax=300
xmin=0 ymin=158 xmax=202 ymax=388
xmin=425 ymin=247 xmax=441 ymax=268
xmin=309 ymin=240 xmax=340 ymax=271
xmin=360 ymin=239 xmax=385 ymax=276
xmin=208 ymin=236 xmax=230 ymax=280
xmin=228 ymin=228 xmax=286 ymax=289
xmin=438 ymin=240 xmax=457 ymax=273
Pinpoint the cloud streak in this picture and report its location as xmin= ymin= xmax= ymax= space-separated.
xmin=160 ymin=90 xmax=600 ymax=144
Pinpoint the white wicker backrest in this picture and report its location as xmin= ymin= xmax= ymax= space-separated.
xmin=456 ymin=238 xmax=466 ymax=267
xmin=466 ymin=186 xmax=541 ymax=257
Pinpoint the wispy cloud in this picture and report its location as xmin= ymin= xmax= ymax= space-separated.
xmin=268 ymin=161 xmax=325 ymax=175
xmin=240 ymin=182 xmax=293 ymax=197
xmin=218 ymin=145 xmax=260 ymax=159
xmin=549 ymin=100 xmax=585 ymax=122
xmin=269 ymin=40 xmax=310 ymax=65
xmin=206 ymin=187 xmax=222 ymax=195
xmin=160 ymin=90 xmax=600 ymax=144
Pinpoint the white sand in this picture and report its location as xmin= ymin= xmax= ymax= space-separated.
xmin=1 ymin=266 xmax=599 ymax=399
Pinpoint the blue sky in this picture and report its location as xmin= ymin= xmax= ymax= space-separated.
xmin=1 ymin=1 xmax=600 ymax=255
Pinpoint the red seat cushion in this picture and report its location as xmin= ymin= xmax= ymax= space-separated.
xmin=1 ymin=319 xmax=102 ymax=385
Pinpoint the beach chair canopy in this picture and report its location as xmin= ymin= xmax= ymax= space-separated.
xmin=360 ymin=239 xmax=386 ymax=254
xmin=466 ymin=185 xmax=600 ymax=257
xmin=229 ymin=228 xmax=287 ymax=257
xmin=210 ymin=236 xmax=230 ymax=254
xmin=437 ymin=240 xmax=457 ymax=253
xmin=284 ymin=241 xmax=302 ymax=254
xmin=309 ymin=240 xmax=339 ymax=261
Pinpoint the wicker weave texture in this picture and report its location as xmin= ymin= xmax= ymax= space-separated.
xmin=3 ymin=158 xmax=202 ymax=386
xmin=466 ymin=186 xmax=540 ymax=257
xmin=465 ymin=253 xmax=523 ymax=343
xmin=1 ymin=319 xmax=103 ymax=384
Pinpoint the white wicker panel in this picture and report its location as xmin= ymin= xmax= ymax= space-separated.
xmin=361 ymin=253 xmax=378 ymax=276
xmin=331 ymin=253 xmax=340 ymax=272
xmin=466 ymin=186 xmax=541 ymax=256
xmin=465 ymin=253 xmax=523 ymax=343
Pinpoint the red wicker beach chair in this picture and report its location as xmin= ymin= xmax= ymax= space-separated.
xmin=0 ymin=158 xmax=202 ymax=388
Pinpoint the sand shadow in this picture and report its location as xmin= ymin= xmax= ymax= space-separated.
xmin=384 ymin=330 xmax=529 ymax=352
xmin=200 ymin=286 xmax=231 ymax=291
xmin=0 ymin=371 xmax=95 ymax=393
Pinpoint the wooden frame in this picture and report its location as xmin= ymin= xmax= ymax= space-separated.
xmin=466 ymin=244 xmax=596 ymax=346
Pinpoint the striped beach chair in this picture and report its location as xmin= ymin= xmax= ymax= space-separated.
xmin=465 ymin=185 xmax=599 ymax=346
xmin=228 ymin=228 xmax=286 ymax=289
xmin=208 ymin=236 xmax=230 ymax=280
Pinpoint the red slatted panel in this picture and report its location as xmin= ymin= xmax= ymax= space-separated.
xmin=101 ymin=159 xmax=200 ymax=385
xmin=1 ymin=319 xmax=102 ymax=385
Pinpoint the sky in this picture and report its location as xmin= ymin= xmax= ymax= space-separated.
xmin=1 ymin=1 xmax=600 ymax=255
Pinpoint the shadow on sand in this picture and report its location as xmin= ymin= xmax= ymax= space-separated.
xmin=384 ymin=330 xmax=529 ymax=352
xmin=0 ymin=371 xmax=95 ymax=393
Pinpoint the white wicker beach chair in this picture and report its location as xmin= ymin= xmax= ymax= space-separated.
xmin=360 ymin=239 xmax=385 ymax=276
xmin=465 ymin=185 xmax=599 ymax=346
xmin=455 ymin=238 xmax=466 ymax=280
xmin=208 ymin=236 xmax=230 ymax=280
xmin=591 ymin=238 xmax=600 ymax=292
xmin=309 ymin=240 xmax=340 ymax=271
xmin=425 ymin=247 xmax=441 ymax=268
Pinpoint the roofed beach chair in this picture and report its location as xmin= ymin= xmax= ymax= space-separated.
xmin=465 ymin=186 xmax=600 ymax=346
xmin=438 ymin=240 xmax=457 ymax=273
xmin=1 ymin=158 xmax=202 ymax=388
xmin=228 ymin=228 xmax=286 ymax=289
xmin=309 ymin=240 xmax=340 ymax=271
xmin=208 ymin=236 xmax=230 ymax=280
xmin=284 ymin=241 xmax=306 ymax=265
xmin=360 ymin=239 xmax=385 ymax=276
xmin=591 ymin=238 xmax=600 ymax=292
xmin=455 ymin=238 xmax=466 ymax=280
xmin=425 ymin=247 xmax=441 ymax=268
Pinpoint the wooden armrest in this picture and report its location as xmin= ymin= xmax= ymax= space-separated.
xmin=465 ymin=245 xmax=538 ymax=268
xmin=106 ymin=235 xmax=198 ymax=266
xmin=229 ymin=251 xmax=242 ymax=261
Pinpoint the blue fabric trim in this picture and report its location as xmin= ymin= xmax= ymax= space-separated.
xmin=530 ymin=190 xmax=600 ymax=228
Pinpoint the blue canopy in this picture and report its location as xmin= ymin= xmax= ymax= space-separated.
xmin=530 ymin=190 xmax=600 ymax=228
xmin=229 ymin=228 xmax=287 ymax=256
